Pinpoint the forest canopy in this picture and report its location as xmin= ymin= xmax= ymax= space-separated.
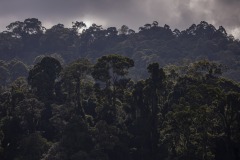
xmin=0 ymin=18 xmax=240 ymax=160
xmin=0 ymin=18 xmax=240 ymax=81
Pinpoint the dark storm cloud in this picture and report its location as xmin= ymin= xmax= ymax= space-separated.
xmin=0 ymin=0 xmax=240 ymax=38
xmin=212 ymin=0 xmax=240 ymax=26
xmin=0 ymin=0 xmax=135 ymax=28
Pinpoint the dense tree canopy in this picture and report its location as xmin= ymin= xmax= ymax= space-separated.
xmin=0 ymin=18 xmax=240 ymax=160
xmin=1 ymin=19 xmax=240 ymax=81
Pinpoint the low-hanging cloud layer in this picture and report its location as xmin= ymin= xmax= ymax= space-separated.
xmin=0 ymin=0 xmax=240 ymax=38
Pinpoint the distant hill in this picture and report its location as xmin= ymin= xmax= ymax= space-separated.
xmin=0 ymin=18 xmax=240 ymax=80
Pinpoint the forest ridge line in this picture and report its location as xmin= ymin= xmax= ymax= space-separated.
xmin=0 ymin=18 xmax=240 ymax=82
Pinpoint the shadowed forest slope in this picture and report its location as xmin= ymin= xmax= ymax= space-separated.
xmin=0 ymin=19 xmax=240 ymax=160
xmin=1 ymin=19 xmax=240 ymax=81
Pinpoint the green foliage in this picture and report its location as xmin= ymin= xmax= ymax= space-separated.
xmin=9 ymin=60 xmax=29 ymax=81
xmin=92 ymin=54 xmax=134 ymax=83
xmin=0 ymin=66 xmax=9 ymax=86
xmin=62 ymin=58 xmax=93 ymax=118
xmin=1 ymin=18 xmax=240 ymax=159
xmin=17 ymin=133 xmax=50 ymax=160
xmin=28 ymin=57 xmax=62 ymax=101
xmin=15 ymin=98 xmax=44 ymax=133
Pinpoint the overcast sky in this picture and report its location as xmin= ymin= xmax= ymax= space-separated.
xmin=0 ymin=0 xmax=240 ymax=38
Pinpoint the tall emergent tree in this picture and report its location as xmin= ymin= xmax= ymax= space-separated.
xmin=62 ymin=59 xmax=93 ymax=118
xmin=92 ymin=54 xmax=134 ymax=124
xmin=92 ymin=54 xmax=134 ymax=107
xmin=28 ymin=57 xmax=62 ymax=102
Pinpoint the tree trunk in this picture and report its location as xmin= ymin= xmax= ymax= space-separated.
xmin=76 ymin=77 xmax=85 ymax=119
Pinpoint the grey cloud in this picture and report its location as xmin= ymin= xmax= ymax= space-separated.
xmin=0 ymin=0 xmax=240 ymax=38
xmin=218 ymin=0 xmax=240 ymax=5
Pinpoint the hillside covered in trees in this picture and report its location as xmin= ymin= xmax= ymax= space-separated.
xmin=0 ymin=18 xmax=240 ymax=160
xmin=1 ymin=18 xmax=240 ymax=82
